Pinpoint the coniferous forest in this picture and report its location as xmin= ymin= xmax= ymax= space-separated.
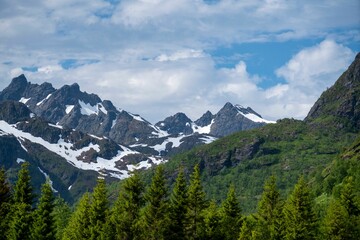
xmin=1 ymin=139 xmax=359 ymax=240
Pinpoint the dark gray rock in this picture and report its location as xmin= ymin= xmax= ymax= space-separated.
xmin=195 ymin=110 xmax=214 ymax=127
xmin=155 ymin=112 xmax=193 ymax=135
xmin=0 ymin=101 xmax=31 ymax=124
xmin=210 ymin=102 xmax=266 ymax=137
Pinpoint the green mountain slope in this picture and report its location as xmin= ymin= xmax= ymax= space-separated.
xmin=135 ymin=53 xmax=360 ymax=213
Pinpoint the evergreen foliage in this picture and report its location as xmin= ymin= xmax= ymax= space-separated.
xmin=7 ymin=203 xmax=34 ymax=240
xmin=219 ymin=185 xmax=242 ymax=240
xmin=142 ymin=165 xmax=169 ymax=240
xmin=168 ymin=167 xmax=188 ymax=240
xmin=7 ymin=163 xmax=34 ymax=240
xmin=323 ymin=198 xmax=350 ymax=240
xmin=257 ymin=176 xmax=284 ymax=239
xmin=62 ymin=193 xmax=91 ymax=240
xmin=186 ymin=164 xmax=207 ymax=239
xmin=202 ymin=200 xmax=222 ymax=240
xmin=30 ymin=180 xmax=55 ymax=240
xmin=0 ymin=134 xmax=359 ymax=240
xmin=0 ymin=168 xmax=12 ymax=240
xmin=112 ymin=172 xmax=144 ymax=240
xmin=52 ymin=197 xmax=72 ymax=240
xmin=283 ymin=176 xmax=318 ymax=240
xmin=13 ymin=162 xmax=34 ymax=207
xmin=89 ymin=178 xmax=109 ymax=240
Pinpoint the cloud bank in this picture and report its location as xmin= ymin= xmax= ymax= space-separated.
xmin=0 ymin=0 xmax=359 ymax=122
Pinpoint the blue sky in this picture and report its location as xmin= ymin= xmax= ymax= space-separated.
xmin=0 ymin=0 xmax=359 ymax=123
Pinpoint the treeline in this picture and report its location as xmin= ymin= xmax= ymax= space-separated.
xmin=0 ymin=162 xmax=359 ymax=240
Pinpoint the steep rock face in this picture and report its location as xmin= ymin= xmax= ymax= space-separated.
xmin=0 ymin=75 xmax=273 ymax=158
xmin=195 ymin=111 xmax=214 ymax=127
xmin=0 ymin=101 xmax=169 ymax=202
xmin=305 ymin=52 xmax=360 ymax=131
xmin=155 ymin=112 xmax=193 ymax=135
xmin=210 ymin=102 xmax=267 ymax=137
xmin=0 ymin=76 xmax=158 ymax=146
xmin=0 ymin=74 xmax=29 ymax=101
xmin=0 ymin=101 xmax=31 ymax=124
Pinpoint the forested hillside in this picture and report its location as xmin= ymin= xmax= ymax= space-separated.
xmin=1 ymin=135 xmax=359 ymax=240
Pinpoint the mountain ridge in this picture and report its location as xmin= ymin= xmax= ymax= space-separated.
xmin=0 ymin=74 xmax=273 ymax=203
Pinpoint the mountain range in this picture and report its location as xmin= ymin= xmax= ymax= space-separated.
xmin=0 ymin=74 xmax=273 ymax=202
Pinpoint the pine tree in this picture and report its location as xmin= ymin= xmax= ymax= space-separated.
xmin=338 ymin=177 xmax=360 ymax=239
xmin=283 ymin=176 xmax=317 ymax=240
xmin=203 ymin=200 xmax=222 ymax=240
xmin=62 ymin=193 xmax=91 ymax=240
xmin=340 ymin=177 xmax=360 ymax=216
xmin=257 ymin=176 xmax=284 ymax=239
xmin=52 ymin=197 xmax=72 ymax=240
xmin=238 ymin=216 xmax=255 ymax=240
xmin=168 ymin=167 xmax=188 ymax=240
xmin=89 ymin=178 xmax=109 ymax=240
xmin=13 ymin=162 xmax=34 ymax=206
xmin=0 ymin=167 xmax=12 ymax=240
xmin=30 ymin=180 xmax=55 ymax=240
xmin=8 ymin=162 xmax=34 ymax=240
xmin=186 ymin=164 xmax=207 ymax=240
xmin=142 ymin=165 xmax=169 ymax=240
xmin=7 ymin=203 xmax=34 ymax=240
xmin=219 ymin=184 xmax=242 ymax=240
xmin=112 ymin=171 xmax=145 ymax=240
xmin=323 ymin=198 xmax=349 ymax=240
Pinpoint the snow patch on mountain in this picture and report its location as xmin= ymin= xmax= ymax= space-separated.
xmin=38 ymin=167 xmax=58 ymax=193
xmin=129 ymin=112 xmax=145 ymax=122
xmin=19 ymin=97 xmax=31 ymax=104
xmin=65 ymin=105 xmax=74 ymax=114
xmin=234 ymin=104 xmax=275 ymax=124
xmin=199 ymin=135 xmax=217 ymax=144
xmin=16 ymin=158 xmax=26 ymax=164
xmin=78 ymin=100 xmax=108 ymax=116
xmin=241 ymin=112 xmax=275 ymax=123
xmin=0 ymin=120 xmax=164 ymax=179
xmin=48 ymin=123 xmax=63 ymax=129
xmin=192 ymin=119 xmax=214 ymax=134
xmin=151 ymin=135 xmax=184 ymax=153
xmin=36 ymin=93 xmax=52 ymax=106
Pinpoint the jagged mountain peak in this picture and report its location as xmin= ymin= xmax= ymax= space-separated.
xmin=155 ymin=112 xmax=193 ymax=135
xmin=195 ymin=110 xmax=214 ymax=127
xmin=0 ymin=74 xmax=29 ymax=101
xmin=305 ymin=52 xmax=360 ymax=131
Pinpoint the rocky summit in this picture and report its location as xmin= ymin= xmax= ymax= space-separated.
xmin=0 ymin=74 xmax=273 ymax=202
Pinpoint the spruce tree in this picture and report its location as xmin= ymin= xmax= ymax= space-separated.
xmin=52 ymin=197 xmax=71 ymax=240
xmin=0 ymin=168 xmax=12 ymax=240
xmin=339 ymin=177 xmax=360 ymax=239
xmin=283 ymin=176 xmax=317 ymax=240
xmin=112 ymin=171 xmax=145 ymax=240
xmin=142 ymin=165 xmax=169 ymax=240
xmin=323 ymin=198 xmax=349 ymax=240
xmin=257 ymin=176 xmax=284 ymax=239
xmin=219 ymin=184 xmax=242 ymax=240
xmin=340 ymin=177 xmax=360 ymax=216
xmin=203 ymin=200 xmax=222 ymax=240
xmin=13 ymin=162 xmax=34 ymax=206
xmin=186 ymin=164 xmax=207 ymax=240
xmin=62 ymin=193 xmax=91 ymax=240
xmin=238 ymin=216 xmax=255 ymax=240
xmin=30 ymin=180 xmax=55 ymax=240
xmin=168 ymin=167 xmax=188 ymax=240
xmin=7 ymin=203 xmax=34 ymax=240
xmin=89 ymin=178 xmax=109 ymax=240
xmin=8 ymin=162 xmax=34 ymax=240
